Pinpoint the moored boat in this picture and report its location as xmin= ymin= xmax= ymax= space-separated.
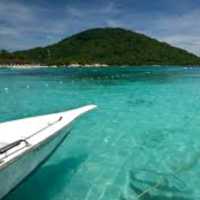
xmin=0 ymin=105 xmax=96 ymax=199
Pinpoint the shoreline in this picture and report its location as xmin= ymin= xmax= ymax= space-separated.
xmin=0 ymin=64 xmax=50 ymax=69
xmin=0 ymin=63 xmax=109 ymax=69
xmin=0 ymin=64 xmax=199 ymax=69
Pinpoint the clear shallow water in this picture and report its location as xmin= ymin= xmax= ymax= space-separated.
xmin=1 ymin=66 xmax=200 ymax=200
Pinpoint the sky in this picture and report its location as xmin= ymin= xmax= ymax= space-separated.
xmin=0 ymin=0 xmax=200 ymax=55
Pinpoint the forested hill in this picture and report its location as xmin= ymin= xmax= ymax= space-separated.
xmin=1 ymin=28 xmax=200 ymax=66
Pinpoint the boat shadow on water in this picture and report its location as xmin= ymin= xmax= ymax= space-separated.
xmin=120 ymin=169 xmax=194 ymax=200
xmin=4 ymin=154 xmax=88 ymax=200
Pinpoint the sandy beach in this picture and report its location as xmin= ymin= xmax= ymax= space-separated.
xmin=0 ymin=64 xmax=109 ymax=69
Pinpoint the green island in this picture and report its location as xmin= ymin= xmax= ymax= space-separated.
xmin=1 ymin=27 xmax=200 ymax=66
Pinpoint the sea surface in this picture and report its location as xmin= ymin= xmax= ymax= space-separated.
xmin=1 ymin=66 xmax=200 ymax=200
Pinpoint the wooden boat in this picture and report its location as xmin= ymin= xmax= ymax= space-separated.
xmin=0 ymin=105 xmax=96 ymax=199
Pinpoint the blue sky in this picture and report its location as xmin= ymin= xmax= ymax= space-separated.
xmin=0 ymin=0 xmax=200 ymax=55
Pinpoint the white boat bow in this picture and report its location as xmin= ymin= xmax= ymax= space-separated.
xmin=0 ymin=104 xmax=96 ymax=199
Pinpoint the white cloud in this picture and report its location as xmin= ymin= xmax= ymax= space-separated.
xmin=105 ymin=19 xmax=121 ymax=27
xmin=66 ymin=7 xmax=84 ymax=18
xmin=148 ymin=10 xmax=200 ymax=55
xmin=103 ymin=1 xmax=121 ymax=15
xmin=158 ymin=35 xmax=200 ymax=55
xmin=0 ymin=0 xmax=200 ymax=56
xmin=102 ymin=9 xmax=200 ymax=55
xmin=0 ymin=1 xmax=33 ymax=24
xmin=0 ymin=1 xmax=70 ymax=50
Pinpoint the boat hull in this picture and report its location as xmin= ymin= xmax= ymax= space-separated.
xmin=0 ymin=126 xmax=71 ymax=199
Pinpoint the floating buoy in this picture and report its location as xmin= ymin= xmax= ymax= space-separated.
xmin=4 ymin=88 xmax=8 ymax=92
xmin=104 ymin=137 xmax=109 ymax=143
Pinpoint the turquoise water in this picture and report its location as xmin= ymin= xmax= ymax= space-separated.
xmin=1 ymin=66 xmax=200 ymax=200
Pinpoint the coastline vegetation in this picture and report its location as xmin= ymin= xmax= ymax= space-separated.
xmin=1 ymin=28 xmax=200 ymax=66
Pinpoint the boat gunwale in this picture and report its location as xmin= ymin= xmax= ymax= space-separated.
xmin=0 ymin=126 xmax=72 ymax=200
xmin=0 ymin=104 xmax=97 ymax=170
xmin=0 ymin=121 xmax=73 ymax=171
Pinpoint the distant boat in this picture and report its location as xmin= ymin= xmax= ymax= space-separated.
xmin=0 ymin=105 xmax=96 ymax=199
